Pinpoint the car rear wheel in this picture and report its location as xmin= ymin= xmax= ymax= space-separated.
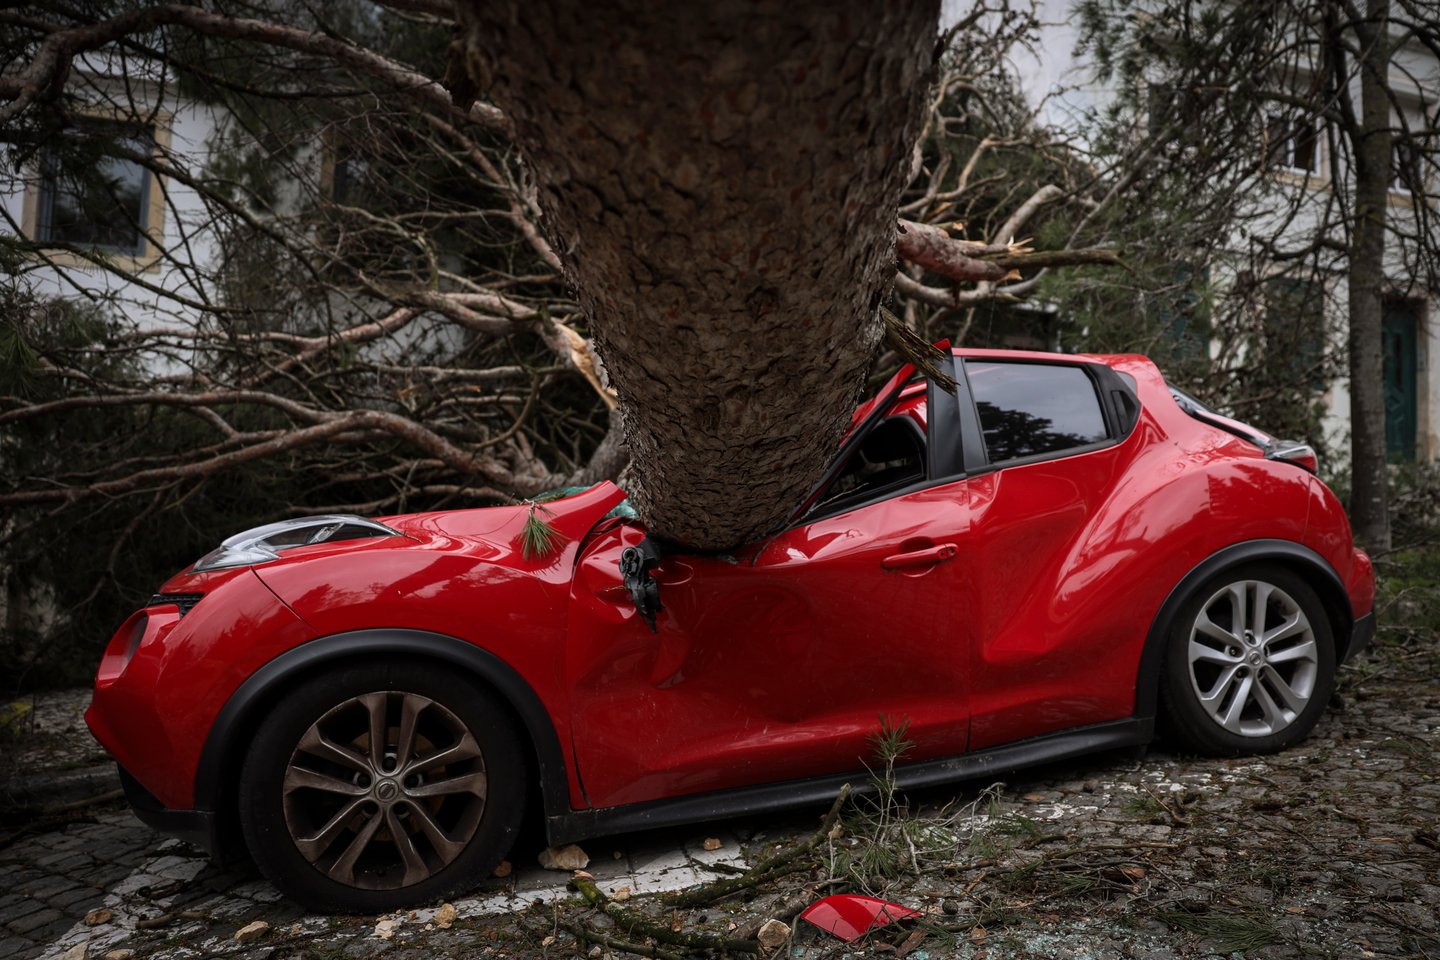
xmin=238 ymin=661 xmax=526 ymax=913
xmin=1161 ymin=564 xmax=1335 ymax=755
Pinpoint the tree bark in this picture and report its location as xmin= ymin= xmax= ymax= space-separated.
xmin=456 ymin=0 xmax=939 ymax=549
xmin=1347 ymin=0 xmax=1392 ymax=553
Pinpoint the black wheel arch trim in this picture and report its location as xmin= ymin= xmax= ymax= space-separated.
xmin=1134 ymin=539 xmax=1354 ymax=720
xmin=193 ymin=628 xmax=572 ymax=830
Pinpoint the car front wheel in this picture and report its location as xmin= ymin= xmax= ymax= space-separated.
xmin=1162 ymin=565 xmax=1336 ymax=755
xmin=238 ymin=661 xmax=526 ymax=913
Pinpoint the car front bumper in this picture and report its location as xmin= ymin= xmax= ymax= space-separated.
xmin=1345 ymin=611 xmax=1375 ymax=663
xmin=116 ymin=765 xmax=226 ymax=862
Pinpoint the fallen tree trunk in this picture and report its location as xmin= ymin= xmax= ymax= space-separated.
xmin=457 ymin=0 xmax=940 ymax=549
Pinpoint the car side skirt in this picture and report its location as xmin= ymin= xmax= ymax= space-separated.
xmin=546 ymin=717 xmax=1152 ymax=846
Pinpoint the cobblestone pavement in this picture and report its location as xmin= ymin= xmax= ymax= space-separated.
xmin=2 ymin=646 xmax=1437 ymax=960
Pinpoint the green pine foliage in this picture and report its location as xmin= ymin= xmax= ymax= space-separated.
xmin=517 ymin=504 xmax=566 ymax=561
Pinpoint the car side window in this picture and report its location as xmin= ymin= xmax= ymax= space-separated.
xmin=808 ymin=403 xmax=927 ymax=516
xmin=965 ymin=361 xmax=1109 ymax=464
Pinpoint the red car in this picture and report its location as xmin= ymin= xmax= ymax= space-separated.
xmin=87 ymin=348 xmax=1375 ymax=912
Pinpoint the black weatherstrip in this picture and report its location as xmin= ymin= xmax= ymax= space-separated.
xmin=953 ymin=355 xmax=989 ymax=473
xmin=927 ymin=350 xmax=965 ymax=480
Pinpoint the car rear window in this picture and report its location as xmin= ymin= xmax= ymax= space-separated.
xmin=966 ymin=361 xmax=1109 ymax=463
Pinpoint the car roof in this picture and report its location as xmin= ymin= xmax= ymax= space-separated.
xmin=954 ymin=346 xmax=1116 ymax=364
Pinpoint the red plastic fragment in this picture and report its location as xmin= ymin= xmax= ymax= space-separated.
xmin=798 ymin=894 xmax=922 ymax=942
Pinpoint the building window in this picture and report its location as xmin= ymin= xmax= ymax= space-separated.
xmin=1154 ymin=262 xmax=1211 ymax=362
xmin=19 ymin=115 xmax=169 ymax=271
xmin=1265 ymin=113 xmax=1319 ymax=173
xmin=1391 ymin=137 xmax=1418 ymax=194
xmin=1263 ymin=276 xmax=1326 ymax=390
xmin=36 ymin=123 xmax=155 ymax=256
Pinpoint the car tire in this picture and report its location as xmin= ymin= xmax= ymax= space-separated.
xmin=238 ymin=660 xmax=527 ymax=913
xmin=1160 ymin=564 xmax=1335 ymax=756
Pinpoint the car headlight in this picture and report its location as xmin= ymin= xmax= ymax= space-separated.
xmin=193 ymin=515 xmax=400 ymax=572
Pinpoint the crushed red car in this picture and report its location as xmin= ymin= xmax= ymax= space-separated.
xmin=87 ymin=348 xmax=1375 ymax=911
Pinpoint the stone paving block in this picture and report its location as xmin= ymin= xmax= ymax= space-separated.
xmin=680 ymin=828 xmax=743 ymax=867
xmin=7 ymin=870 xmax=49 ymax=892
xmin=627 ymin=846 xmax=692 ymax=877
xmin=5 ymin=906 xmax=63 ymax=935
xmin=32 ymin=852 xmax=91 ymax=871
xmin=0 ymin=936 xmax=34 ymax=960
xmin=0 ymin=895 xmax=53 ymax=928
xmin=575 ymin=853 xmax=632 ymax=883
xmin=33 ymin=916 xmax=77 ymax=943
xmin=38 ymin=835 xmax=83 ymax=852
xmin=48 ymin=887 xmax=102 ymax=911
xmin=84 ymin=867 xmax=133 ymax=888
xmin=224 ymin=880 xmax=285 ymax=904
xmin=26 ymin=879 xmax=82 ymax=902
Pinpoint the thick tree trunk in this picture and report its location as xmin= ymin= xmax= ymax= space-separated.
xmin=457 ymin=1 xmax=939 ymax=549
xmin=1347 ymin=0 xmax=1392 ymax=553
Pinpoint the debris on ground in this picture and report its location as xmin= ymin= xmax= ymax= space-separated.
xmin=756 ymin=918 xmax=790 ymax=951
xmin=539 ymin=843 xmax=590 ymax=870
xmin=233 ymin=920 xmax=269 ymax=943
xmin=798 ymin=894 xmax=921 ymax=942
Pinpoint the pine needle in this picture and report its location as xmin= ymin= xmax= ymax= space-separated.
xmin=518 ymin=503 xmax=568 ymax=560
xmin=1158 ymin=910 xmax=1281 ymax=953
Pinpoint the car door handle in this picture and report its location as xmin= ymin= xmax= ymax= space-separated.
xmin=881 ymin=542 xmax=958 ymax=570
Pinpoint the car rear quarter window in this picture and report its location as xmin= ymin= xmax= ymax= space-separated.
xmin=966 ymin=360 xmax=1109 ymax=463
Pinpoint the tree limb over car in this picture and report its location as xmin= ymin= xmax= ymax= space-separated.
xmin=1 ymin=0 xmax=1124 ymax=565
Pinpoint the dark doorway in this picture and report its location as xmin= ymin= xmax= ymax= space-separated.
xmin=1382 ymin=301 xmax=1418 ymax=463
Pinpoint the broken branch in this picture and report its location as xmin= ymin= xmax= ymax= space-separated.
xmin=664 ymin=783 xmax=852 ymax=909
xmin=570 ymin=875 xmax=759 ymax=954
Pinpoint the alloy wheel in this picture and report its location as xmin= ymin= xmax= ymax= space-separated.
xmin=281 ymin=691 xmax=488 ymax=890
xmin=1186 ymin=579 xmax=1320 ymax=738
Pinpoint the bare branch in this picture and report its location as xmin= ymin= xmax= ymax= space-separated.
xmin=0 ymin=4 xmax=506 ymax=131
xmin=896 ymin=221 xmax=1013 ymax=282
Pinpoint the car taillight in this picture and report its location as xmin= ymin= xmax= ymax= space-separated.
xmin=1265 ymin=440 xmax=1318 ymax=473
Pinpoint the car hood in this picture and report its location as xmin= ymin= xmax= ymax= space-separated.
xmin=154 ymin=482 xmax=631 ymax=597
xmin=377 ymin=482 xmax=631 ymax=555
